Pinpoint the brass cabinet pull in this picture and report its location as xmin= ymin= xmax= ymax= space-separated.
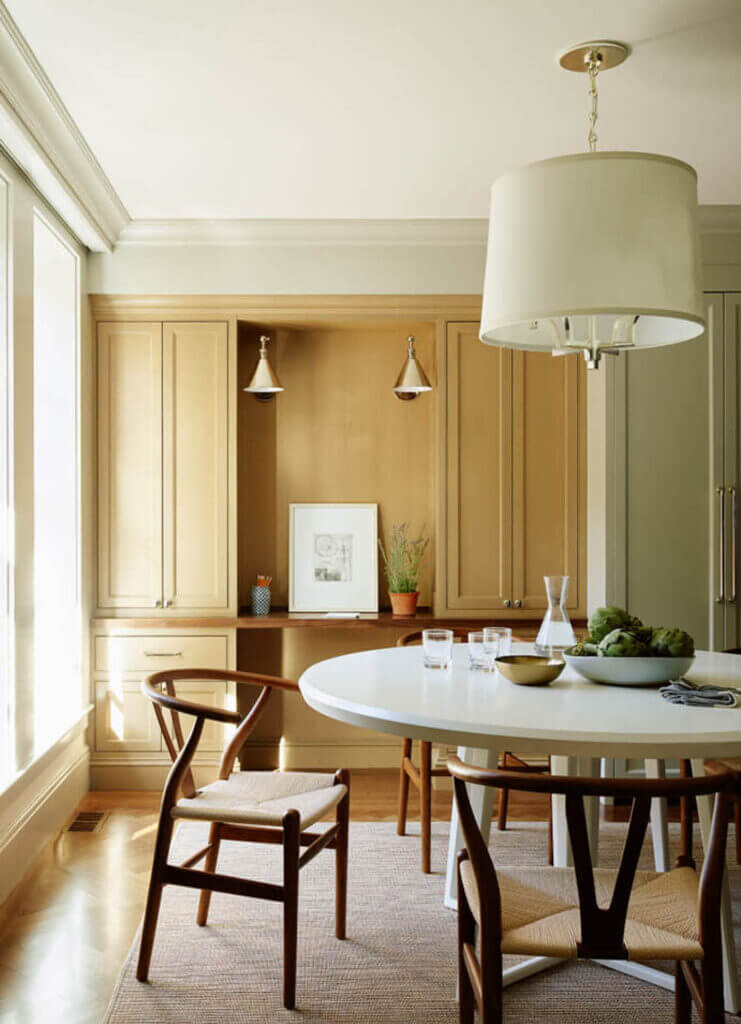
xmin=717 ymin=487 xmax=726 ymax=604
xmin=503 ymin=599 xmax=512 ymax=608
xmin=153 ymin=599 xmax=162 ymax=608
xmin=513 ymin=599 xmax=523 ymax=608
xmin=143 ymin=650 xmax=183 ymax=657
xmin=730 ymin=487 xmax=737 ymax=604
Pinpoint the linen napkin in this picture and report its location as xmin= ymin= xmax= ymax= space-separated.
xmin=659 ymin=678 xmax=739 ymax=707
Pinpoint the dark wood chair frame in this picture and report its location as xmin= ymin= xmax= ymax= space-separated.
xmin=395 ymin=629 xmax=552 ymax=872
xmin=136 ymin=668 xmax=350 ymax=1010
xmin=449 ymin=755 xmax=734 ymax=1024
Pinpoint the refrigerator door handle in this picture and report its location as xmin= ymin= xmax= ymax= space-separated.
xmin=730 ymin=486 xmax=737 ymax=604
xmin=717 ymin=487 xmax=726 ymax=604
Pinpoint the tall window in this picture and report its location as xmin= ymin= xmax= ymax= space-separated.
xmin=32 ymin=212 xmax=81 ymax=754
xmin=0 ymin=173 xmax=9 ymax=785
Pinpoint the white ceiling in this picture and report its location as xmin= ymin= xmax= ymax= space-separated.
xmin=6 ymin=0 xmax=741 ymax=219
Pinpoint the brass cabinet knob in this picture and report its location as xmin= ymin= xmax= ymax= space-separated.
xmin=513 ymin=599 xmax=523 ymax=608
xmin=503 ymin=599 xmax=512 ymax=608
xmin=154 ymin=599 xmax=162 ymax=608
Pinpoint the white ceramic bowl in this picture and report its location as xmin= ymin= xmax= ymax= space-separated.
xmin=563 ymin=654 xmax=695 ymax=686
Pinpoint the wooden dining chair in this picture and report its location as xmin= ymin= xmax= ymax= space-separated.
xmin=449 ymin=755 xmax=734 ymax=1024
xmin=136 ymin=668 xmax=349 ymax=1010
xmin=395 ymin=629 xmax=552 ymax=873
xmin=701 ymin=647 xmax=741 ymax=864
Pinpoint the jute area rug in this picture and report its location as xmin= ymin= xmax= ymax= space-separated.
xmin=104 ymin=819 xmax=740 ymax=1023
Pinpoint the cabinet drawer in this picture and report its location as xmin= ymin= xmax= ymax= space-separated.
xmin=95 ymin=634 xmax=228 ymax=673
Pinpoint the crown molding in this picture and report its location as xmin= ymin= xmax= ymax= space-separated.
xmin=114 ymin=208 xmax=741 ymax=249
xmin=88 ymin=293 xmax=483 ymax=323
xmin=115 ymin=218 xmax=489 ymax=247
xmin=0 ymin=3 xmax=129 ymax=251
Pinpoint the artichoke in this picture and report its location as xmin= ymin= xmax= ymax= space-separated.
xmin=565 ymin=641 xmax=599 ymax=657
xmin=649 ymin=627 xmax=695 ymax=658
xmin=588 ymin=606 xmax=632 ymax=643
xmin=598 ymin=628 xmax=650 ymax=658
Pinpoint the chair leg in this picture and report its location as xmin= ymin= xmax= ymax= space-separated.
xmin=674 ymin=962 xmax=692 ymax=1024
xmin=480 ymin=937 xmax=504 ymax=1024
xmin=136 ymin=816 xmax=174 ymax=982
xmin=196 ymin=822 xmax=222 ymax=926
xmin=734 ymin=800 xmax=741 ymax=866
xmin=335 ymin=770 xmax=350 ymax=940
xmin=420 ymin=740 xmax=432 ymax=873
xmin=457 ymin=855 xmax=475 ymax=1024
xmin=497 ymin=786 xmax=510 ymax=831
xmin=701 ymin=953 xmax=726 ymax=1024
xmin=397 ymin=738 xmax=412 ymax=836
xmin=283 ymin=809 xmax=301 ymax=1010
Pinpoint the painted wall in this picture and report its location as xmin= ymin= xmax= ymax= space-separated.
xmin=88 ymin=240 xmax=487 ymax=295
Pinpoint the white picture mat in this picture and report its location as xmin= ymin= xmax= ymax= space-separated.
xmin=289 ymin=503 xmax=378 ymax=612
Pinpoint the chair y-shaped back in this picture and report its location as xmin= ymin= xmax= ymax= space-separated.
xmin=449 ymin=756 xmax=733 ymax=1023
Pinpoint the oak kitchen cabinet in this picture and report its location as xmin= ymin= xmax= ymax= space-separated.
xmin=97 ymin=321 xmax=231 ymax=613
xmin=90 ymin=628 xmax=237 ymax=788
xmin=443 ymin=322 xmax=586 ymax=616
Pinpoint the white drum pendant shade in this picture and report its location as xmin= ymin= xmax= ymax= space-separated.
xmin=480 ymin=152 xmax=705 ymax=356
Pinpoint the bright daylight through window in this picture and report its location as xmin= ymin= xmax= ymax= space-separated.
xmin=32 ymin=212 xmax=81 ymax=756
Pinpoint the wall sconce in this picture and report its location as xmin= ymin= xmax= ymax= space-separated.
xmin=244 ymin=334 xmax=283 ymax=402
xmin=393 ymin=335 xmax=432 ymax=401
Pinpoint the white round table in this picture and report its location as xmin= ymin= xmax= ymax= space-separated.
xmin=299 ymin=643 xmax=741 ymax=1008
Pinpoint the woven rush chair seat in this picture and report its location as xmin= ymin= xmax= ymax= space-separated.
xmin=459 ymin=862 xmax=703 ymax=961
xmin=172 ymin=770 xmax=347 ymax=828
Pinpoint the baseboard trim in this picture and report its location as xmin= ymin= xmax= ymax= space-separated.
xmin=0 ymin=742 xmax=89 ymax=906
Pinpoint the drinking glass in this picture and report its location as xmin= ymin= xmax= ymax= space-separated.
xmin=422 ymin=629 xmax=454 ymax=669
xmin=467 ymin=631 xmax=489 ymax=670
xmin=483 ymin=627 xmax=512 ymax=664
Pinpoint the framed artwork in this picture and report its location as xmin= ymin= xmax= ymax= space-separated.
xmin=289 ymin=503 xmax=378 ymax=612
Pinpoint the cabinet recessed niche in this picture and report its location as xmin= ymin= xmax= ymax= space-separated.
xmin=237 ymin=320 xmax=437 ymax=612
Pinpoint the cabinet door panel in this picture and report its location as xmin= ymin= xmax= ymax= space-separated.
xmin=97 ymin=323 xmax=162 ymax=609
xmin=511 ymin=352 xmax=584 ymax=612
xmin=174 ymin=681 xmax=232 ymax=752
xmin=446 ymin=323 xmax=512 ymax=609
xmin=95 ymin=680 xmax=162 ymax=752
xmin=163 ymin=323 xmax=229 ymax=609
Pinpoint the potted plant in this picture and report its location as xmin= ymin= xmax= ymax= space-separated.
xmin=379 ymin=522 xmax=429 ymax=616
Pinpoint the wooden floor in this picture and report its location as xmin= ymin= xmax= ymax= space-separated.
xmin=0 ymin=771 xmax=655 ymax=1023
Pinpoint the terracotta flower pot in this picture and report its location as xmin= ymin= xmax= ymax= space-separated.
xmin=389 ymin=591 xmax=419 ymax=617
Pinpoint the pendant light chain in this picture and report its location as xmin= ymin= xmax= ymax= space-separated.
xmin=586 ymin=51 xmax=600 ymax=152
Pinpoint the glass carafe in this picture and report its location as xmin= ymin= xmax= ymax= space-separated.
xmin=535 ymin=576 xmax=576 ymax=655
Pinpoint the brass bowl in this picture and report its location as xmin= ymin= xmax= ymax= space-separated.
xmin=495 ymin=654 xmax=565 ymax=686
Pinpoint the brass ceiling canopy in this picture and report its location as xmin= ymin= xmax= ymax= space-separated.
xmin=558 ymin=40 xmax=630 ymax=73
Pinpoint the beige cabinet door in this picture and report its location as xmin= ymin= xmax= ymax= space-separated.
xmin=95 ymin=679 xmax=162 ymax=752
xmin=445 ymin=323 xmax=513 ymax=609
xmin=97 ymin=323 xmax=163 ymax=609
xmin=175 ymin=680 xmax=232 ymax=752
xmin=162 ymin=323 xmax=229 ymax=609
xmin=511 ymin=351 xmax=585 ymax=612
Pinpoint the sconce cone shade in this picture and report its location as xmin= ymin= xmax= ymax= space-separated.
xmin=244 ymin=336 xmax=283 ymax=397
xmin=394 ymin=337 xmax=432 ymax=399
xmin=479 ymin=152 xmax=705 ymax=357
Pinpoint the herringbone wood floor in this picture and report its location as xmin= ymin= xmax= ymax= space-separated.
xmin=0 ymin=771 xmax=654 ymax=1024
